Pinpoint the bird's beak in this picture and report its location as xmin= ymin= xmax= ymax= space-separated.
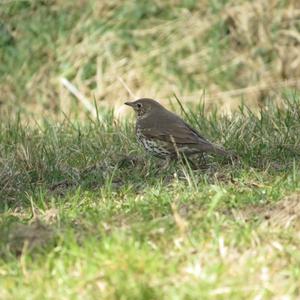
xmin=124 ymin=101 xmax=134 ymax=107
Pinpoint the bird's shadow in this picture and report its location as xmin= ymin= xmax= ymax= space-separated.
xmin=46 ymin=151 xmax=247 ymax=197
xmin=0 ymin=151 xmax=291 ymax=211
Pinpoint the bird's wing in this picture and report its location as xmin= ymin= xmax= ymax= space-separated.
xmin=138 ymin=111 xmax=229 ymax=156
xmin=140 ymin=117 xmax=212 ymax=146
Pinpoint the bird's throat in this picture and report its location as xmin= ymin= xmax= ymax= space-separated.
xmin=137 ymin=111 xmax=150 ymax=120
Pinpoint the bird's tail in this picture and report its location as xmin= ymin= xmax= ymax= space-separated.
xmin=211 ymin=146 xmax=239 ymax=160
xmin=211 ymin=146 xmax=229 ymax=157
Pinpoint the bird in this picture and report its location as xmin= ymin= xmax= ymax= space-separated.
xmin=125 ymin=98 xmax=230 ymax=160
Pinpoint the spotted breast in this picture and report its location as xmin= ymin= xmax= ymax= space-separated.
xmin=136 ymin=127 xmax=171 ymax=158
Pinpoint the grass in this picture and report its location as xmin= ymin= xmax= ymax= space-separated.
xmin=1 ymin=96 xmax=300 ymax=299
xmin=1 ymin=0 xmax=300 ymax=298
xmin=1 ymin=0 xmax=300 ymax=119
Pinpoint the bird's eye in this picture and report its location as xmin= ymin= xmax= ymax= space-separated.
xmin=136 ymin=103 xmax=142 ymax=109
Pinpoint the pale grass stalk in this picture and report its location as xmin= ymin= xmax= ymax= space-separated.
xmin=60 ymin=77 xmax=98 ymax=119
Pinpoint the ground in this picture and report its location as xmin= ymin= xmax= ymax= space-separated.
xmin=1 ymin=98 xmax=300 ymax=299
xmin=1 ymin=0 xmax=300 ymax=299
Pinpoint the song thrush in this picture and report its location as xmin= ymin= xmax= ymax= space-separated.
xmin=125 ymin=98 xmax=229 ymax=159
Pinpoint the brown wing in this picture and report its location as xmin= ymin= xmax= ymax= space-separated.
xmin=138 ymin=110 xmax=227 ymax=155
xmin=140 ymin=120 xmax=216 ymax=152
xmin=140 ymin=123 xmax=206 ymax=144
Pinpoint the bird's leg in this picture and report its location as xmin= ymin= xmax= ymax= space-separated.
xmin=188 ymin=153 xmax=209 ymax=170
xmin=199 ymin=153 xmax=208 ymax=165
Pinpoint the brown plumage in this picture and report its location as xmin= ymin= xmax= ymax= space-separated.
xmin=125 ymin=98 xmax=229 ymax=159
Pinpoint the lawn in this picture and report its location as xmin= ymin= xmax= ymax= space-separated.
xmin=1 ymin=0 xmax=300 ymax=299
xmin=1 ymin=97 xmax=300 ymax=299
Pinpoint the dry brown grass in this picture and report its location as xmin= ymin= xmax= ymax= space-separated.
xmin=233 ymin=192 xmax=300 ymax=229
xmin=1 ymin=0 xmax=300 ymax=120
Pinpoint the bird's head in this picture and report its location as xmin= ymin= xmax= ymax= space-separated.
xmin=125 ymin=98 xmax=163 ymax=118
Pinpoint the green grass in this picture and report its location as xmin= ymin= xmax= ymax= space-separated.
xmin=1 ymin=97 xmax=300 ymax=299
